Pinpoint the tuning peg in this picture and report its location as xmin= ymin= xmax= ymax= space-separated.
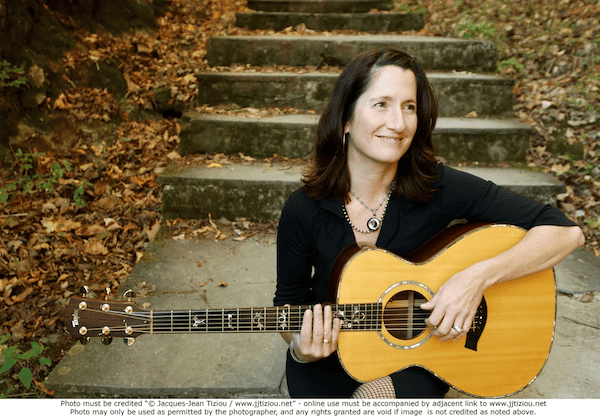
xmin=80 ymin=286 xmax=90 ymax=297
xmin=122 ymin=288 xmax=136 ymax=301
xmin=124 ymin=337 xmax=135 ymax=346
xmin=79 ymin=337 xmax=90 ymax=345
xmin=101 ymin=336 xmax=113 ymax=345
xmin=104 ymin=287 xmax=111 ymax=300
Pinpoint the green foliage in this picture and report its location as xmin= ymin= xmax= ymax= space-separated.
xmin=0 ymin=333 xmax=52 ymax=398
xmin=0 ymin=61 xmax=28 ymax=89
xmin=393 ymin=1 xmax=427 ymax=14
xmin=458 ymin=19 xmax=497 ymax=40
xmin=73 ymin=180 xmax=93 ymax=208
xmin=0 ymin=150 xmax=91 ymax=207
xmin=498 ymin=57 xmax=525 ymax=74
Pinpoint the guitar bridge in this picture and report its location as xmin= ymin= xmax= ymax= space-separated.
xmin=465 ymin=297 xmax=488 ymax=351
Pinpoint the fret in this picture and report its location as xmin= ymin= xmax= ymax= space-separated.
xmin=224 ymin=308 xmax=237 ymax=332
xmin=298 ymin=306 xmax=305 ymax=332
xmin=277 ymin=306 xmax=289 ymax=331
xmin=334 ymin=305 xmax=344 ymax=330
xmin=270 ymin=307 xmax=275 ymax=332
xmin=370 ymin=302 xmax=375 ymax=331
xmin=251 ymin=307 xmax=264 ymax=331
xmin=264 ymin=306 xmax=269 ymax=331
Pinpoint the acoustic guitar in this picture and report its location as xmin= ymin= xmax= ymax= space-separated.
xmin=63 ymin=223 xmax=555 ymax=398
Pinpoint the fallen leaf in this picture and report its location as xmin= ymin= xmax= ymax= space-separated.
xmin=83 ymin=240 xmax=108 ymax=256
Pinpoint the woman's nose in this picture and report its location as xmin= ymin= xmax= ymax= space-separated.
xmin=387 ymin=106 xmax=406 ymax=132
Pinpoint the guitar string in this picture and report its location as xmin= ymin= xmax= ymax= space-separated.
xmin=73 ymin=305 xmax=430 ymax=317
xmin=71 ymin=307 xmax=433 ymax=334
xmin=77 ymin=318 xmax=430 ymax=332
xmin=75 ymin=305 xmax=431 ymax=319
xmin=74 ymin=306 xmax=431 ymax=322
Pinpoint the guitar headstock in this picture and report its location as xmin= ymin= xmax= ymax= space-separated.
xmin=63 ymin=289 xmax=149 ymax=346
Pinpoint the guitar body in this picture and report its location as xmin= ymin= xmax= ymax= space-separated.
xmin=334 ymin=223 xmax=556 ymax=398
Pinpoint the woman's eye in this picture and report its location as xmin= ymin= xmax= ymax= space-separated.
xmin=374 ymin=102 xmax=386 ymax=108
xmin=404 ymin=104 xmax=417 ymax=112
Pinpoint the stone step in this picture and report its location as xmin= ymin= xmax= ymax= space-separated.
xmin=234 ymin=12 xmax=425 ymax=32
xmin=206 ymin=35 xmax=497 ymax=72
xmin=158 ymin=164 xmax=565 ymax=221
xmin=45 ymin=234 xmax=287 ymax=398
xmin=195 ymin=71 xmax=514 ymax=117
xmin=247 ymin=0 xmax=393 ymax=13
xmin=178 ymin=114 xmax=533 ymax=163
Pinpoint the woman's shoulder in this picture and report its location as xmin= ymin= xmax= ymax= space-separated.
xmin=282 ymin=188 xmax=322 ymax=218
xmin=432 ymin=163 xmax=488 ymax=188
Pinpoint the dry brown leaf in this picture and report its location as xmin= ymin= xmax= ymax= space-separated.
xmin=83 ymin=240 xmax=108 ymax=256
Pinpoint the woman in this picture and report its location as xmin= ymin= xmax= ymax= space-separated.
xmin=274 ymin=49 xmax=584 ymax=398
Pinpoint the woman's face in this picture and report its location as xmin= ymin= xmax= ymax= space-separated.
xmin=344 ymin=65 xmax=418 ymax=168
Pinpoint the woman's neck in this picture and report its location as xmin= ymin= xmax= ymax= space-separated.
xmin=347 ymin=162 xmax=397 ymax=204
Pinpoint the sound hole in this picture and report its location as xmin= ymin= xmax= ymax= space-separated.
xmin=383 ymin=290 xmax=428 ymax=340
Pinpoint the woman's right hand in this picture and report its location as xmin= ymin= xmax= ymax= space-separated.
xmin=292 ymin=304 xmax=342 ymax=363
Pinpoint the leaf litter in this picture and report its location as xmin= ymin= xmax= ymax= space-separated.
xmin=0 ymin=0 xmax=599 ymax=396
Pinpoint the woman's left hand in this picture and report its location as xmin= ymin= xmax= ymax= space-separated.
xmin=420 ymin=265 xmax=488 ymax=341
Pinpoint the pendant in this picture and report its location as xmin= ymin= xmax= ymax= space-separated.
xmin=367 ymin=217 xmax=380 ymax=231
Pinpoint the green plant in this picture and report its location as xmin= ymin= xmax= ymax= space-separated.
xmin=0 ymin=333 xmax=52 ymax=398
xmin=73 ymin=181 xmax=93 ymax=207
xmin=457 ymin=19 xmax=497 ymax=40
xmin=0 ymin=150 xmax=90 ymax=207
xmin=0 ymin=60 xmax=28 ymax=89
xmin=498 ymin=57 xmax=525 ymax=74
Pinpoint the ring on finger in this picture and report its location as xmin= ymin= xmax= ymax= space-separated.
xmin=323 ymin=339 xmax=331 ymax=344
xmin=452 ymin=324 xmax=463 ymax=334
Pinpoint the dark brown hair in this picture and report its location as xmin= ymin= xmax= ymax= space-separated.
xmin=302 ymin=48 xmax=439 ymax=202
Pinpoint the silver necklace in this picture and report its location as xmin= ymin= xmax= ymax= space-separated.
xmin=344 ymin=181 xmax=396 ymax=233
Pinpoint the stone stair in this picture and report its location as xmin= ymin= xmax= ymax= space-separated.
xmin=205 ymin=36 xmax=497 ymax=71
xmin=45 ymin=0 xmax=572 ymax=399
xmin=235 ymin=11 xmax=424 ymax=32
xmin=238 ymin=0 xmax=417 ymax=31
xmin=246 ymin=0 xmax=393 ymax=13
xmin=161 ymin=0 xmax=565 ymax=222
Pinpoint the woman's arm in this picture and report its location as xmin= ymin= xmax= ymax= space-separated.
xmin=421 ymin=225 xmax=585 ymax=341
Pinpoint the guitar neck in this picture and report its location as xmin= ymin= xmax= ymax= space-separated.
xmin=150 ymin=304 xmax=383 ymax=334
xmin=65 ymin=295 xmax=428 ymax=339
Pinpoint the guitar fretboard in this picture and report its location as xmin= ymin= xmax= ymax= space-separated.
xmin=150 ymin=304 xmax=384 ymax=333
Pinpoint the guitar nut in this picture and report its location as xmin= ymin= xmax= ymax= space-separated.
xmin=102 ymin=326 xmax=110 ymax=335
xmin=125 ymin=306 xmax=133 ymax=314
xmin=79 ymin=326 xmax=88 ymax=336
xmin=101 ymin=304 xmax=110 ymax=312
xmin=78 ymin=301 xmax=87 ymax=310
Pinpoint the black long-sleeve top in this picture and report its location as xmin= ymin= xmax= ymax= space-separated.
xmin=274 ymin=164 xmax=576 ymax=307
